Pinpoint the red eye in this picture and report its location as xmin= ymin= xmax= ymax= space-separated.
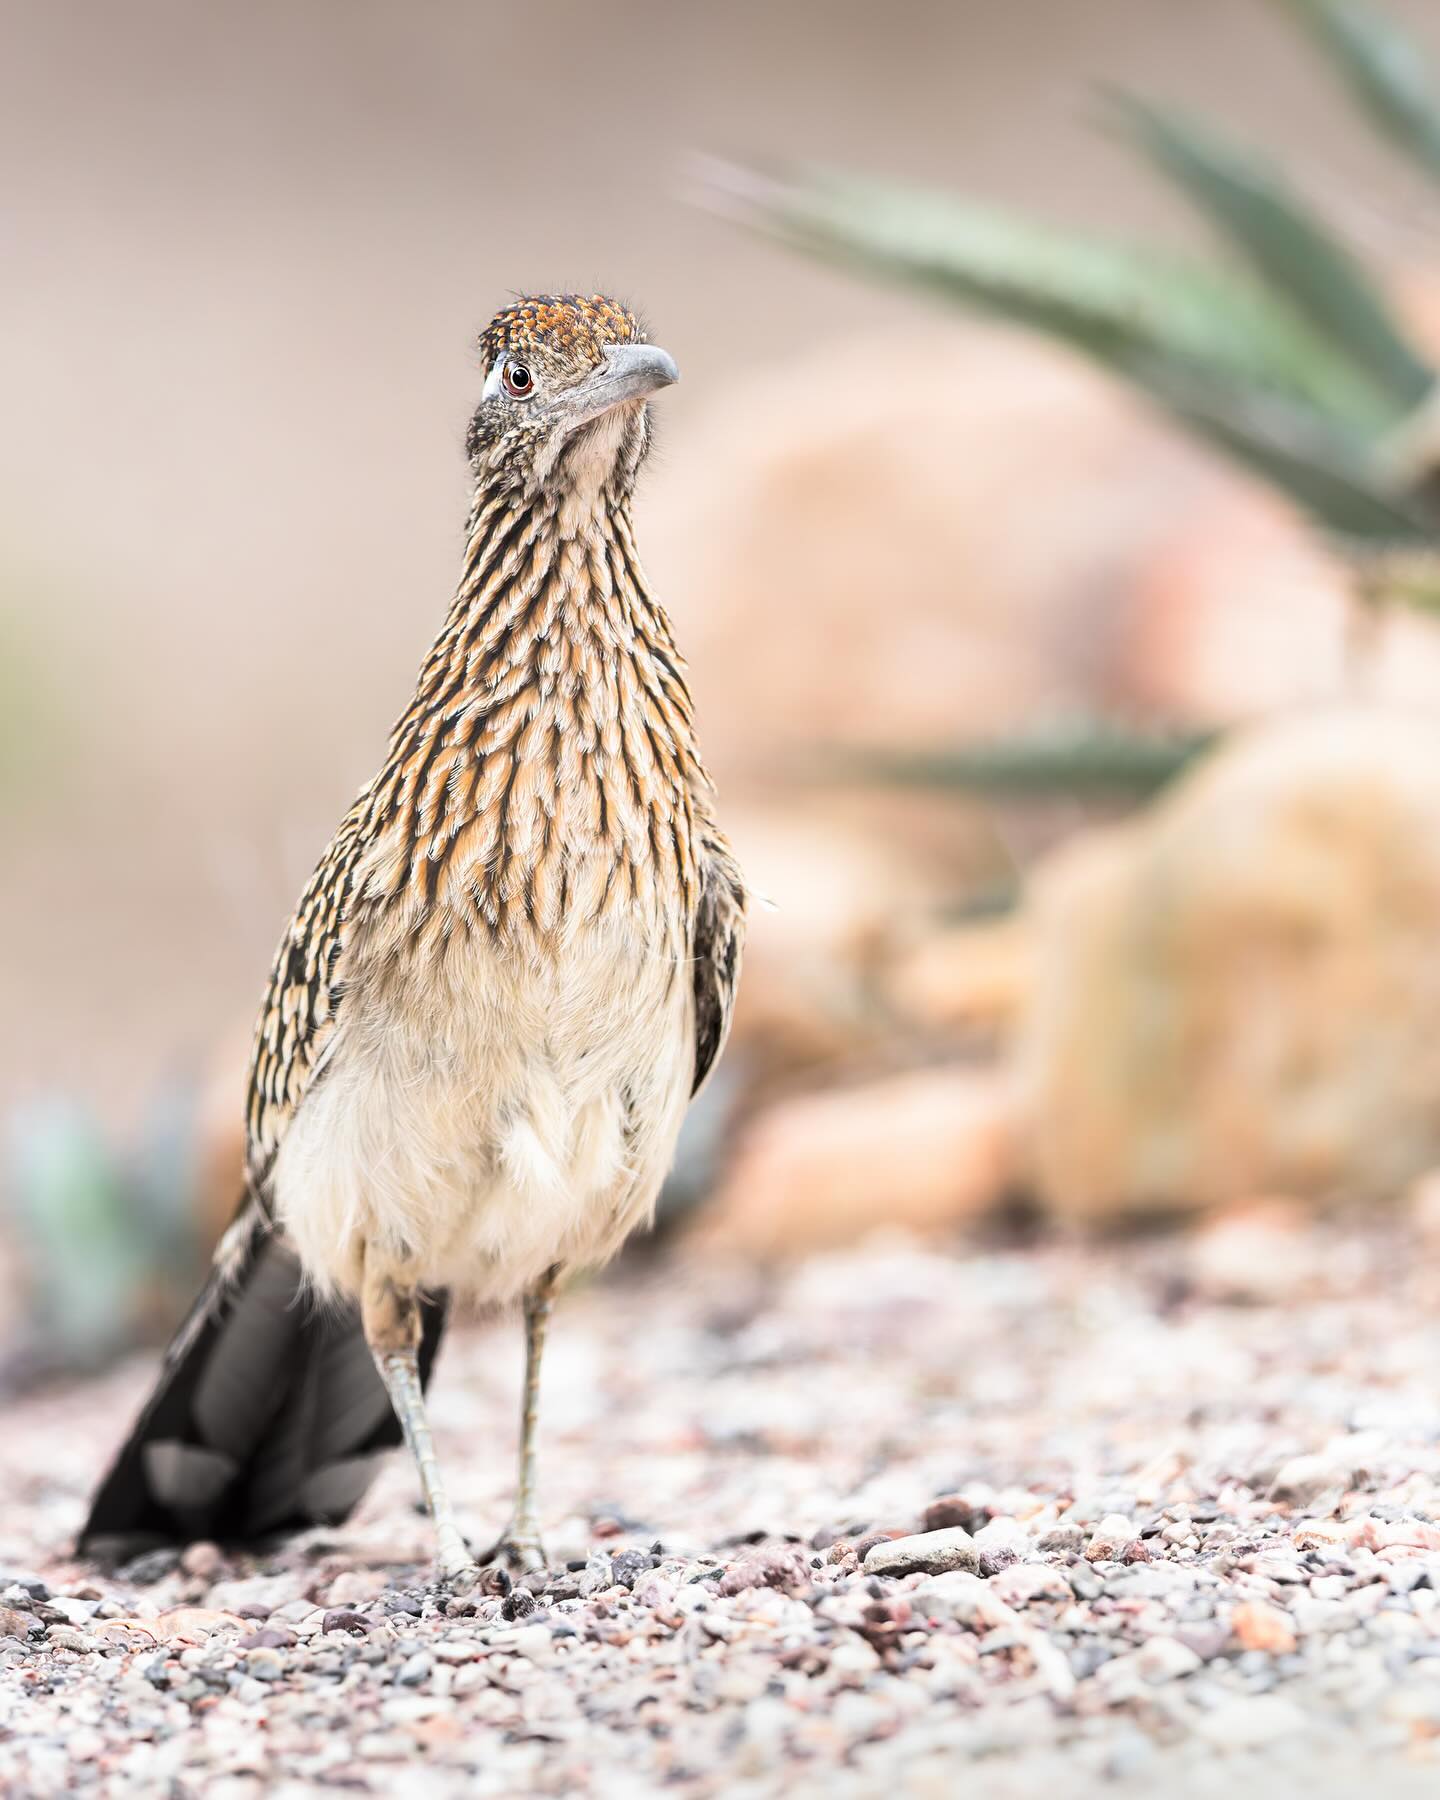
xmin=503 ymin=363 xmax=535 ymax=398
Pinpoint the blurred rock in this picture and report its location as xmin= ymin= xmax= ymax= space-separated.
xmin=1120 ymin=492 xmax=1358 ymax=721
xmin=863 ymin=1528 xmax=979 ymax=1577
xmin=699 ymin=1068 xmax=1019 ymax=1257
xmin=650 ymin=325 xmax=1440 ymax=786
xmin=721 ymin=809 xmax=931 ymax=1081
xmin=1017 ymin=707 xmax=1440 ymax=1221
xmin=652 ymin=327 xmax=1187 ymax=771
xmin=883 ymin=917 xmax=1032 ymax=1044
xmin=1186 ymin=1200 xmax=1317 ymax=1305
xmin=1406 ymin=1168 xmax=1440 ymax=1245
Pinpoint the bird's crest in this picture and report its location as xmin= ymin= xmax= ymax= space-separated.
xmin=479 ymin=293 xmax=644 ymax=376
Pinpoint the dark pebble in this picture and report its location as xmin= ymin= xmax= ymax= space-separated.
xmin=609 ymin=1550 xmax=654 ymax=1589
xmin=502 ymin=1586 xmax=538 ymax=1622
xmin=239 ymin=1628 xmax=296 ymax=1651
xmin=922 ymin=1495 xmax=987 ymax=1535
xmin=1176 ymin=1624 xmax=1230 ymax=1663
xmin=2 ymin=1578 xmax=50 ymax=1603
xmin=119 ymin=1549 xmax=181 ymax=1586
xmin=978 ymin=1549 xmax=1019 ymax=1578
xmin=1069 ymin=1641 xmax=1115 ymax=1679
xmin=384 ymin=1592 xmax=424 ymax=1618
xmin=235 ymin=1604 xmax=273 ymax=1621
xmin=322 ymin=1610 xmax=373 ymax=1637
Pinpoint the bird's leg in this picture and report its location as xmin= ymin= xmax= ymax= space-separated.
xmin=362 ymin=1247 xmax=477 ymax=1590
xmin=487 ymin=1263 xmax=560 ymax=1574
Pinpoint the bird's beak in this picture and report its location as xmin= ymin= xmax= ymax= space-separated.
xmin=565 ymin=343 xmax=680 ymax=430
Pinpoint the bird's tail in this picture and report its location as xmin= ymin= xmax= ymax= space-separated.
xmin=79 ymin=1210 xmax=447 ymax=1556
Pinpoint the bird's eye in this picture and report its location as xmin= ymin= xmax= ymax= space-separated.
xmin=502 ymin=363 xmax=535 ymax=398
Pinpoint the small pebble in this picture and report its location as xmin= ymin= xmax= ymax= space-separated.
xmin=863 ymin=1529 xmax=980 ymax=1578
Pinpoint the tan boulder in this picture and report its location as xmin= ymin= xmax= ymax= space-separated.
xmin=721 ymin=804 xmax=966 ymax=1080
xmin=646 ymin=325 xmax=1440 ymax=790
xmin=1017 ymin=706 xmax=1440 ymax=1221
xmin=883 ymin=915 xmax=1033 ymax=1044
xmin=647 ymin=326 xmax=1248 ymax=777
xmin=699 ymin=1066 xmax=1020 ymax=1257
xmin=1185 ymin=1199 xmax=1323 ymax=1304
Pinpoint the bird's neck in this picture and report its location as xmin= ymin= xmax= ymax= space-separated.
xmin=356 ymin=475 xmax=708 ymax=938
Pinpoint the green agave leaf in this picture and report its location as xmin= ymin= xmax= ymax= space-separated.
xmin=843 ymin=721 xmax=1220 ymax=800
xmin=1135 ymin=353 xmax=1440 ymax=537
xmin=1346 ymin=540 xmax=1440 ymax=611
xmin=698 ymin=157 xmax=1394 ymax=432
xmin=697 ymin=157 xmax=1436 ymax=536
xmin=5 ymin=1103 xmax=149 ymax=1361
xmin=1279 ymin=0 xmax=1440 ymax=183
xmin=1107 ymin=89 xmax=1435 ymax=418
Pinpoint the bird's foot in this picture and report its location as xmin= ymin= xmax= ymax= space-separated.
xmin=432 ymin=1518 xmax=481 ymax=1594
xmin=435 ymin=1553 xmax=481 ymax=1596
xmin=481 ymin=1525 xmax=548 ymax=1576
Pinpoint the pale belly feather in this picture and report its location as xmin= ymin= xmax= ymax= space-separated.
xmin=270 ymin=916 xmax=694 ymax=1305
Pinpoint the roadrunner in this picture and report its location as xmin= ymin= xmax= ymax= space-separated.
xmin=82 ymin=295 xmax=746 ymax=1583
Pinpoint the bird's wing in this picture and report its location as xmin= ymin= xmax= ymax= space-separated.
xmin=245 ymin=793 xmax=370 ymax=1188
xmin=691 ymin=828 xmax=748 ymax=1096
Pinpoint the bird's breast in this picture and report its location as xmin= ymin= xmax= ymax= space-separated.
xmin=272 ymin=905 xmax=695 ymax=1303
xmin=355 ymin=658 xmax=700 ymax=946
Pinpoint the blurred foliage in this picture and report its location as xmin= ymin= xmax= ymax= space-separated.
xmin=848 ymin=720 xmax=1218 ymax=801
xmin=699 ymin=0 xmax=1440 ymax=566
xmin=1281 ymin=0 xmax=1440 ymax=181
xmin=2 ymin=1092 xmax=209 ymax=1386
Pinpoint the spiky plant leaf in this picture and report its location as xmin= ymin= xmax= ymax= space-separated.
xmin=697 ymin=156 xmax=1438 ymax=536
xmin=1346 ymin=540 xmax=1440 ymax=611
xmin=845 ymin=720 xmax=1219 ymax=800
xmin=1135 ymin=353 xmax=1439 ymax=536
xmin=4 ymin=1103 xmax=152 ymax=1365
xmin=1107 ymin=90 xmax=1435 ymax=417
xmin=1279 ymin=0 xmax=1440 ymax=183
xmin=699 ymin=157 xmax=1387 ymax=428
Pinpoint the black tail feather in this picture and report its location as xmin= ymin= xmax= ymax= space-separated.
xmin=79 ymin=1230 xmax=447 ymax=1555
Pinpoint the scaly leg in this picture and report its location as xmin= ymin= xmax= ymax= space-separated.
xmin=487 ymin=1263 xmax=560 ymax=1574
xmin=363 ymin=1246 xmax=477 ymax=1589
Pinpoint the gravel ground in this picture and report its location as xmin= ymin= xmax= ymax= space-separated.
xmin=5 ymin=1218 xmax=1440 ymax=1797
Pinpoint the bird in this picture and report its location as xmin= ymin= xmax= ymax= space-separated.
xmin=81 ymin=293 xmax=747 ymax=1584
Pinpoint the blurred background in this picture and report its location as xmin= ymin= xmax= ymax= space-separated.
xmin=9 ymin=0 xmax=1440 ymax=1375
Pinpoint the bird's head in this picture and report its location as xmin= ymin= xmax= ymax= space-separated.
xmin=466 ymin=294 xmax=677 ymax=501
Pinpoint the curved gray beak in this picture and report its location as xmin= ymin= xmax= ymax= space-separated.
xmin=566 ymin=342 xmax=679 ymax=429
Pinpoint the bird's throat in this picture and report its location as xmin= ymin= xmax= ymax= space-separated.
xmin=350 ymin=480 xmax=705 ymax=944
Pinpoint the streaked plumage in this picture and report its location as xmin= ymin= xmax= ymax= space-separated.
xmin=84 ymin=295 xmax=745 ymax=1576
